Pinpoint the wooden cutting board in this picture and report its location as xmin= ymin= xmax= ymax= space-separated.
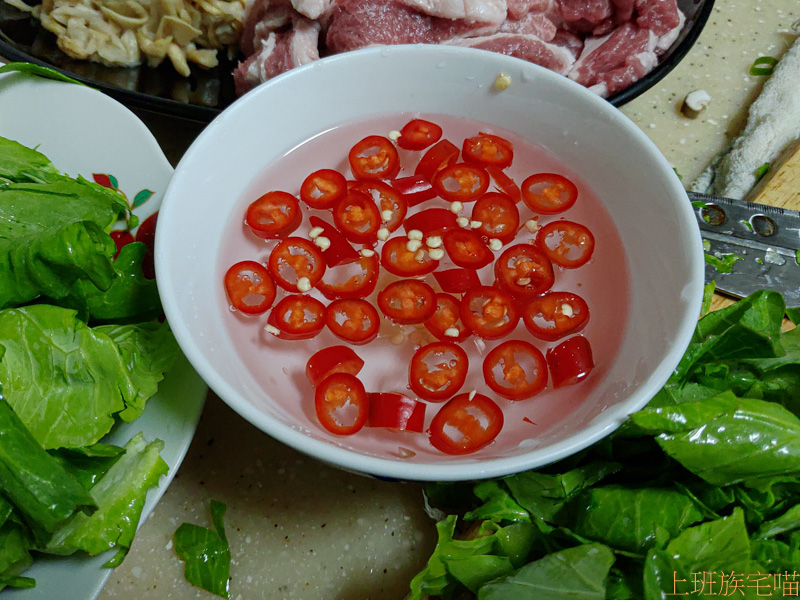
xmin=708 ymin=141 xmax=800 ymax=313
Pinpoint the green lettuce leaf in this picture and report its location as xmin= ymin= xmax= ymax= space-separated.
xmin=174 ymin=500 xmax=232 ymax=599
xmin=0 ymin=137 xmax=62 ymax=184
xmin=0 ymin=305 xmax=129 ymax=449
xmin=45 ymin=433 xmax=167 ymax=559
xmin=0 ymin=392 xmax=95 ymax=536
xmin=478 ymin=543 xmax=615 ymax=600
xmin=0 ymin=521 xmax=34 ymax=592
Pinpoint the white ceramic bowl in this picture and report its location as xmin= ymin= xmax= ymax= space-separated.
xmin=156 ymin=44 xmax=704 ymax=482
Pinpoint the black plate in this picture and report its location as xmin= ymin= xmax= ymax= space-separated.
xmin=0 ymin=0 xmax=713 ymax=123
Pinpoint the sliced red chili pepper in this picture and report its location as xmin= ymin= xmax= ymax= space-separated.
xmin=333 ymin=190 xmax=381 ymax=244
xmin=325 ymin=299 xmax=380 ymax=345
xmin=486 ymin=165 xmax=522 ymax=203
xmin=397 ymin=118 xmax=443 ymax=151
xmin=415 ymin=139 xmax=459 ymax=182
xmin=352 ymin=180 xmax=408 ymax=232
xmin=110 ymin=230 xmax=134 ymax=259
xmin=494 ymin=244 xmax=555 ymax=297
xmin=460 ymin=286 xmax=520 ymax=340
xmin=135 ymin=211 xmax=158 ymax=279
xmin=433 ymin=269 xmax=482 ymax=295
xmin=547 ymin=336 xmax=594 ymax=389
xmin=224 ymin=260 xmax=276 ymax=315
xmin=349 ymin=135 xmax=400 ymax=181
xmin=245 ymin=190 xmax=302 ymax=240
xmin=267 ymin=294 xmax=326 ymax=340
xmin=403 ymin=208 xmax=458 ymax=238
xmin=390 ymin=175 xmax=437 ymax=206
xmin=471 ymin=192 xmax=520 ymax=244
xmin=442 ymin=229 xmax=494 ymax=269
xmin=521 ymin=173 xmax=578 ymax=214
xmin=377 ymin=279 xmax=436 ymax=324
xmin=316 ymin=252 xmax=379 ymax=300
xmin=380 ymin=236 xmax=439 ymax=277
xmin=409 ymin=341 xmax=469 ymax=402
xmin=308 ymin=216 xmax=360 ymax=267
xmin=462 ymin=133 xmax=514 ymax=169
xmin=483 ymin=340 xmax=548 ymax=400
xmin=428 ymin=392 xmax=504 ymax=455
xmin=537 ymin=220 xmax=595 ymax=268
xmin=432 ymin=163 xmax=490 ymax=202
xmin=300 ymin=169 xmax=348 ymax=210
xmin=423 ymin=293 xmax=471 ymax=343
xmin=315 ymin=372 xmax=368 ymax=435
xmin=368 ymin=393 xmax=427 ymax=432
xmin=306 ymin=346 xmax=365 ymax=387
xmin=267 ymin=237 xmax=326 ymax=292
xmin=523 ymin=291 xmax=590 ymax=342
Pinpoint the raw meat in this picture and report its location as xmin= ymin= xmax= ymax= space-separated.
xmin=234 ymin=0 xmax=687 ymax=99
xmin=499 ymin=11 xmax=557 ymax=41
xmin=446 ymin=33 xmax=576 ymax=74
xmin=234 ymin=17 xmax=321 ymax=95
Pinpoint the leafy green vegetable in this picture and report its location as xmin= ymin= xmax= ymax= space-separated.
xmin=478 ymin=543 xmax=615 ymax=600
xmin=704 ymin=251 xmax=742 ymax=273
xmin=755 ymin=162 xmax=770 ymax=182
xmin=413 ymin=289 xmax=800 ymax=600
xmin=174 ymin=500 xmax=232 ymax=599
xmin=0 ymin=390 xmax=95 ymax=537
xmin=46 ymin=433 xmax=168 ymax=564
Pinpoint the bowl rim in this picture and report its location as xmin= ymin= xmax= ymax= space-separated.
xmin=156 ymin=44 xmax=705 ymax=481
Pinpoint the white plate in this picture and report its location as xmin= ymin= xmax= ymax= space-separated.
xmin=0 ymin=69 xmax=207 ymax=600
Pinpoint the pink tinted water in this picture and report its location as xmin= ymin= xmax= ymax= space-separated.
xmin=218 ymin=113 xmax=631 ymax=461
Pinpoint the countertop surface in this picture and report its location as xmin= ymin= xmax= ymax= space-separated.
xmin=81 ymin=2 xmax=799 ymax=599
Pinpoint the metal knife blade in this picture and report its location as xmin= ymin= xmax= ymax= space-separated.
xmin=688 ymin=191 xmax=800 ymax=307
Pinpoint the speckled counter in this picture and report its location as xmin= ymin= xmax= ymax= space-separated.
xmin=97 ymin=3 xmax=798 ymax=599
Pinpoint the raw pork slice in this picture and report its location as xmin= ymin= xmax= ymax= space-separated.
xmin=499 ymin=11 xmax=557 ymax=41
xmin=446 ymin=32 xmax=577 ymax=74
xmin=635 ymin=0 xmax=681 ymax=36
xmin=399 ymin=0 xmax=507 ymax=25
xmin=241 ymin=0 xmax=295 ymax=56
xmin=506 ymin=0 xmax=550 ymax=19
xmin=566 ymin=22 xmax=655 ymax=89
xmin=325 ymin=0 xmax=501 ymax=53
xmin=234 ymin=17 xmax=321 ymax=95
xmin=557 ymin=0 xmax=612 ymax=25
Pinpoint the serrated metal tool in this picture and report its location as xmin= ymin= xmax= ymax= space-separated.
xmin=688 ymin=191 xmax=800 ymax=308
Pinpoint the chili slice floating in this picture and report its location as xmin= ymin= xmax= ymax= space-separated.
xmin=403 ymin=208 xmax=458 ymax=238
xmin=224 ymin=260 xmax=276 ymax=315
xmin=536 ymin=220 xmax=595 ymax=268
xmin=306 ymin=346 xmax=364 ymax=387
xmin=308 ymin=216 xmax=360 ymax=267
xmin=432 ymin=268 xmax=481 ymax=295
xmin=546 ymin=336 xmax=594 ymax=388
xmin=325 ymin=299 xmax=380 ymax=345
xmin=349 ymin=135 xmax=400 ymax=181
xmin=377 ymin=279 xmax=436 ymax=324
xmin=471 ymin=192 xmax=520 ymax=244
xmin=300 ymin=169 xmax=347 ymax=210
xmin=523 ymin=291 xmax=590 ymax=341
xmin=428 ymin=392 xmax=504 ymax=455
xmin=409 ymin=341 xmax=469 ymax=401
xmin=443 ymin=229 xmax=494 ymax=269
xmin=483 ymin=340 xmax=548 ymax=400
xmin=267 ymin=294 xmax=326 ymax=340
xmin=397 ymin=119 xmax=443 ymax=151
xmin=368 ymin=393 xmax=426 ymax=432
xmin=432 ymin=163 xmax=490 ymax=202
xmin=494 ymin=244 xmax=555 ymax=297
xmin=352 ymin=181 xmax=408 ymax=232
xmin=415 ymin=139 xmax=459 ymax=182
xmin=315 ymin=372 xmax=368 ymax=435
xmin=390 ymin=175 xmax=437 ymax=206
xmin=245 ymin=191 xmax=302 ymax=239
xmin=381 ymin=236 xmax=439 ymax=277
xmin=268 ymin=237 xmax=326 ymax=292
xmin=333 ymin=190 xmax=382 ymax=244
xmin=423 ymin=293 xmax=472 ymax=343
xmin=486 ymin=165 xmax=522 ymax=203
xmin=460 ymin=286 xmax=520 ymax=340
xmin=316 ymin=252 xmax=379 ymax=300
xmin=521 ymin=173 xmax=578 ymax=214
xmin=462 ymin=133 xmax=514 ymax=169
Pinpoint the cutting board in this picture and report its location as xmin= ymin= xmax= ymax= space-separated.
xmin=708 ymin=141 xmax=800 ymax=313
